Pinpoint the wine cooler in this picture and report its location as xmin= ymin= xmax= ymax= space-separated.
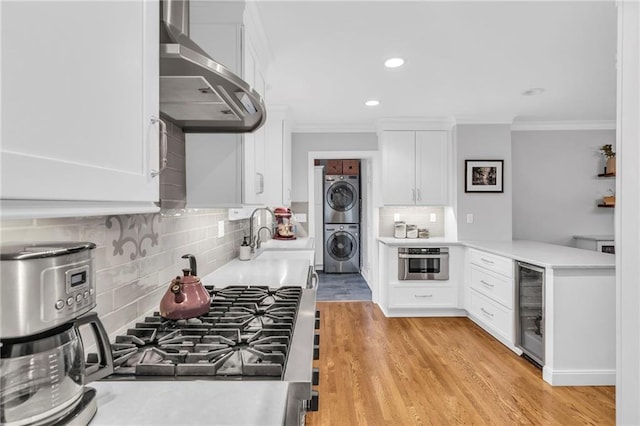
xmin=515 ymin=261 xmax=545 ymax=366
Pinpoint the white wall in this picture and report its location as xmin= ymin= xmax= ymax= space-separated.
xmin=291 ymin=132 xmax=377 ymax=202
xmin=455 ymin=124 xmax=513 ymax=241
xmin=512 ymin=130 xmax=615 ymax=246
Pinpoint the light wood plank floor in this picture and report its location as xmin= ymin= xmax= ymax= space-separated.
xmin=306 ymin=302 xmax=614 ymax=426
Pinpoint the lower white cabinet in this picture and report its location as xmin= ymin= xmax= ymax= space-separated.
xmin=468 ymin=289 xmax=514 ymax=343
xmin=379 ymin=243 xmax=464 ymax=316
xmin=388 ymin=285 xmax=457 ymax=308
xmin=465 ymin=248 xmax=517 ymax=350
xmin=468 ymin=266 xmax=513 ymax=309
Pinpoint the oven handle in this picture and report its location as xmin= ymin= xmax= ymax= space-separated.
xmin=398 ymin=253 xmax=449 ymax=259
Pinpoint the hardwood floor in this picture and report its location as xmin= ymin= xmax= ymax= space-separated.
xmin=306 ymin=302 xmax=614 ymax=426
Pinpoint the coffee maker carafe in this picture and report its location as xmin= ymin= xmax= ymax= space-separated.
xmin=0 ymin=242 xmax=113 ymax=426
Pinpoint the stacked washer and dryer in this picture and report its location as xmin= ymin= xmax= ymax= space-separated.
xmin=323 ymin=160 xmax=360 ymax=274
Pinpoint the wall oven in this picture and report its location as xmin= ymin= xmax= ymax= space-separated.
xmin=398 ymin=247 xmax=449 ymax=280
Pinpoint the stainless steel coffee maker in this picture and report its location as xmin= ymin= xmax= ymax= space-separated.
xmin=0 ymin=242 xmax=113 ymax=425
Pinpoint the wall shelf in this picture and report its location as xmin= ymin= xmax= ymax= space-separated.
xmin=597 ymin=173 xmax=616 ymax=177
xmin=597 ymin=204 xmax=615 ymax=208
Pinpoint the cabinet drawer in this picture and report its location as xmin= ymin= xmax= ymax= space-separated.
xmin=389 ymin=286 xmax=457 ymax=308
xmin=469 ymin=249 xmax=513 ymax=278
xmin=469 ymin=289 xmax=514 ymax=342
xmin=469 ymin=266 xmax=513 ymax=309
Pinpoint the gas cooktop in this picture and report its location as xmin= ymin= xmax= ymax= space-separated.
xmin=108 ymin=286 xmax=303 ymax=379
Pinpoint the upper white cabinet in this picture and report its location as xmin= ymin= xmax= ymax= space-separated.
xmin=381 ymin=131 xmax=449 ymax=205
xmin=1 ymin=1 xmax=160 ymax=218
xmin=262 ymin=106 xmax=293 ymax=207
xmin=186 ymin=1 xmax=274 ymax=208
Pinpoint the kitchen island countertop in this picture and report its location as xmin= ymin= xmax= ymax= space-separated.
xmin=463 ymin=240 xmax=615 ymax=269
xmin=90 ymin=381 xmax=289 ymax=425
xmin=379 ymin=238 xmax=614 ymax=269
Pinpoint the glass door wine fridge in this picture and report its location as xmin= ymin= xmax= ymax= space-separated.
xmin=515 ymin=261 xmax=544 ymax=366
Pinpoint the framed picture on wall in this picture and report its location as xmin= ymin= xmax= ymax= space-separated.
xmin=465 ymin=160 xmax=504 ymax=193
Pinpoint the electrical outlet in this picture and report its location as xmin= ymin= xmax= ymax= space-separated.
xmin=393 ymin=213 xmax=400 ymax=222
xmin=466 ymin=214 xmax=474 ymax=224
xmin=430 ymin=213 xmax=437 ymax=222
xmin=218 ymin=220 xmax=225 ymax=238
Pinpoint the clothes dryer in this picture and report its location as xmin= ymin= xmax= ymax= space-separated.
xmin=324 ymin=175 xmax=359 ymax=224
xmin=324 ymin=224 xmax=360 ymax=273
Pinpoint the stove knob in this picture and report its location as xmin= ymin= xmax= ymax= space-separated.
xmin=55 ymin=300 xmax=65 ymax=310
xmin=308 ymin=391 xmax=319 ymax=412
xmin=66 ymin=297 xmax=74 ymax=306
xmin=315 ymin=310 xmax=320 ymax=330
xmin=312 ymin=368 xmax=320 ymax=386
xmin=314 ymin=333 xmax=320 ymax=346
xmin=76 ymin=293 xmax=83 ymax=303
xmin=313 ymin=344 xmax=320 ymax=360
xmin=83 ymin=291 xmax=90 ymax=299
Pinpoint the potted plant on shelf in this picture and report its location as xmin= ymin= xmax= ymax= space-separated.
xmin=600 ymin=144 xmax=616 ymax=174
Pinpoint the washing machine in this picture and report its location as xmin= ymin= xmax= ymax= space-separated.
xmin=324 ymin=175 xmax=359 ymax=224
xmin=324 ymin=224 xmax=360 ymax=273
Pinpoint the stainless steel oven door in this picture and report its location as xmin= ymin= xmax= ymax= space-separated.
xmin=398 ymin=248 xmax=449 ymax=280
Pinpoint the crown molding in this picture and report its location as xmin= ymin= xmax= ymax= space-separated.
xmin=511 ymin=120 xmax=616 ymax=131
xmin=292 ymin=123 xmax=376 ymax=134
xmin=376 ymin=117 xmax=456 ymax=134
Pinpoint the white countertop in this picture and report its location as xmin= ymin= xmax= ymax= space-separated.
xmin=379 ymin=237 xmax=614 ymax=269
xmin=377 ymin=237 xmax=463 ymax=246
xmin=90 ymin=381 xmax=289 ymax=425
xmin=201 ymin=257 xmax=312 ymax=288
xmin=573 ymin=234 xmax=615 ymax=241
xmin=464 ymin=240 xmax=615 ymax=269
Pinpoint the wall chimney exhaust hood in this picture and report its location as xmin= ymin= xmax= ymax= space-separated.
xmin=160 ymin=0 xmax=266 ymax=133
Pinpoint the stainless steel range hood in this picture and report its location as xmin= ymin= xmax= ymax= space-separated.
xmin=160 ymin=0 xmax=266 ymax=133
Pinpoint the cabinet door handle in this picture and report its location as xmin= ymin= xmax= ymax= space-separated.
xmin=256 ymin=172 xmax=264 ymax=194
xmin=480 ymin=258 xmax=495 ymax=264
xmin=150 ymin=116 xmax=167 ymax=178
xmin=414 ymin=294 xmax=433 ymax=298
xmin=480 ymin=307 xmax=494 ymax=318
xmin=412 ymin=188 xmax=416 ymax=201
xmin=417 ymin=188 xmax=422 ymax=201
xmin=480 ymin=280 xmax=494 ymax=288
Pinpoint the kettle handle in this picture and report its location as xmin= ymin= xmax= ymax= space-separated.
xmin=181 ymin=254 xmax=197 ymax=276
xmin=74 ymin=311 xmax=114 ymax=383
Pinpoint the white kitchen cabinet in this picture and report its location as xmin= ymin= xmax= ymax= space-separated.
xmin=1 ymin=1 xmax=160 ymax=218
xmin=378 ymin=243 xmax=465 ymax=317
xmin=465 ymin=248 xmax=518 ymax=351
xmin=261 ymin=106 xmax=292 ymax=207
xmin=381 ymin=131 xmax=449 ymax=206
xmin=185 ymin=1 xmax=272 ymax=208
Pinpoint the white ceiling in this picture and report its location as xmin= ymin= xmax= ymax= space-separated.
xmin=253 ymin=0 xmax=617 ymax=131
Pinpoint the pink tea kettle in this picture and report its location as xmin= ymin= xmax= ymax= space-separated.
xmin=159 ymin=254 xmax=211 ymax=320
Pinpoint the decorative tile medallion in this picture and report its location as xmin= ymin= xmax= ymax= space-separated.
xmin=106 ymin=214 xmax=160 ymax=260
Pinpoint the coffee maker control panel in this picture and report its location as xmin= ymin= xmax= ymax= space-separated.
xmin=43 ymin=261 xmax=96 ymax=322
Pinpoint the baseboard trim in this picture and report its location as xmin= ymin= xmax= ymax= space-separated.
xmin=542 ymin=366 xmax=616 ymax=386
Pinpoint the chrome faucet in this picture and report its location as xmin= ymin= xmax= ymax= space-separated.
xmin=255 ymin=226 xmax=273 ymax=250
xmin=249 ymin=207 xmax=275 ymax=252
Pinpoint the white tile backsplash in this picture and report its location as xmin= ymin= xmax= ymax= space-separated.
xmin=379 ymin=206 xmax=446 ymax=238
xmin=0 ymin=208 xmax=247 ymax=340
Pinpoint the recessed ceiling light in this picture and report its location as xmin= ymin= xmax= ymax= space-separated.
xmin=522 ymin=87 xmax=545 ymax=96
xmin=365 ymin=99 xmax=380 ymax=107
xmin=384 ymin=57 xmax=405 ymax=68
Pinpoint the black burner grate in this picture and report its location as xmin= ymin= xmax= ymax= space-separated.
xmin=109 ymin=286 xmax=302 ymax=379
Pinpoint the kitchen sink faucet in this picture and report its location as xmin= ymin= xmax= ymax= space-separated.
xmin=249 ymin=207 xmax=276 ymax=253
